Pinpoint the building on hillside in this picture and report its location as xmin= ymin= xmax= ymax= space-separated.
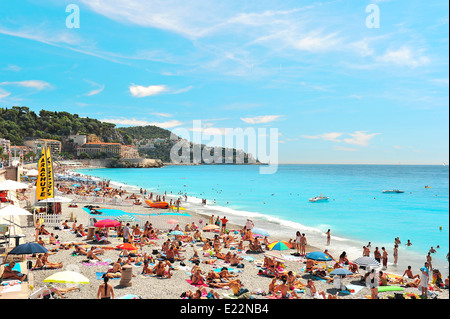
xmin=0 ymin=138 xmax=11 ymax=155
xmin=87 ymin=134 xmax=101 ymax=143
xmin=77 ymin=142 xmax=121 ymax=157
xmin=24 ymin=138 xmax=62 ymax=156
xmin=120 ymin=145 xmax=139 ymax=159
xmin=68 ymin=134 xmax=87 ymax=146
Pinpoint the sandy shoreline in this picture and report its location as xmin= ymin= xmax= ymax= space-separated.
xmin=13 ymin=171 xmax=448 ymax=299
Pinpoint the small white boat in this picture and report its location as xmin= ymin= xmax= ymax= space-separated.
xmin=382 ymin=189 xmax=405 ymax=194
xmin=309 ymin=194 xmax=329 ymax=202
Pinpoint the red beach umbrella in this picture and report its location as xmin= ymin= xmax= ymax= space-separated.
xmin=94 ymin=219 xmax=121 ymax=228
xmin=116 ymin=243 xmax=137 ymax=251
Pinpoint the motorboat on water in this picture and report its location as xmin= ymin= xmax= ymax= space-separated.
xmin=382 ymin=189 xmax=405 ymax=193
xmin=309 ymin=194 xmax=329 ymax=202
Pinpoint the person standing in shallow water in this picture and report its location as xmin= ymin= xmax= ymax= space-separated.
xmin=325 ymin=229 xmax=331 ymax=246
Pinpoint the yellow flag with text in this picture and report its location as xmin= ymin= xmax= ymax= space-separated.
xmin=36 ymin=148 xmax=48 ymax=200
xmin=46 ymin=147 xmax=54 ymax=199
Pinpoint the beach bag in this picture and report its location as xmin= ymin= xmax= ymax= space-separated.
xmin=152 ymin=249 xmax=159 ymax=255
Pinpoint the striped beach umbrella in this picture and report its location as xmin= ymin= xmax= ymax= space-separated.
xmin=114 ymin=215 xmax=136 ymax=223
xmin=268 ymin=241 xmax=291 ymax=251
xmin=352 ymin=256 xmax=381 ymax=268
xmin=264 ymin=251 xmax=285 ymax=263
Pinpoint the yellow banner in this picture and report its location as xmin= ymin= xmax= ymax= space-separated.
xmin=36 ymin=148 xmax=47 ymax=200
xmin=46 ymin=147 xmax=54 ymax=199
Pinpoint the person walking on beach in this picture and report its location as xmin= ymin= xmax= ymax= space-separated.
xmin=97 ymin=276 xmax=114 ymax=299
xmin=363 ymin=246 xmax=370 ymax=257
xmin=381 ymin=247 xmax=388 ymax=268
xmin=122 ymin=223 xmax=130 ymax=243
xmin=325 ymin=229 xmax=331 ymax=246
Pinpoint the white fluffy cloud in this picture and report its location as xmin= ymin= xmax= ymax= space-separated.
xmin=302 ymin=131 xmax=379 ymax=146
xmin=0 ymin=80 xmax=52 ymax=90
xmin=240 ymin=115 xmax=281 ymax=124
xmin=129 ymin=84 xmax=168 ymax=97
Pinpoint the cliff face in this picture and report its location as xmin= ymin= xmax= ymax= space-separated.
xmin=110 ymin=158 xmax=164 ymax=168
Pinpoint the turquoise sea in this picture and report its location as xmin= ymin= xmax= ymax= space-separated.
xmin=77 ymin=164 xmax=449 ymax=272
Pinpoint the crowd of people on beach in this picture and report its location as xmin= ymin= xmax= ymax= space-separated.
xmin=4 ymin=168 xmax=446 ymax=300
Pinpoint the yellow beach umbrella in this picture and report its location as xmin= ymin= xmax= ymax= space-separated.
xmin=43 ymin=271 xmax=90 ymax=285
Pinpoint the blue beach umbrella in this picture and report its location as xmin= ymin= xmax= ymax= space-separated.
xmin=72 ymin=184 xmax=80 ymax=187
xmin=252 ymin=228 xmax=270 ymax=237
xmin=169 ymin=231 xmax=185 ymax=236
xmin=7 ymin=242 xmax=48 ymax=255
xmin=305 ymin=251 xmax=332 ymax=261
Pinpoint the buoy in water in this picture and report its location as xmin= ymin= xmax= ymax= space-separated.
xmin=439 ymin=226 xmax=442 ymax=230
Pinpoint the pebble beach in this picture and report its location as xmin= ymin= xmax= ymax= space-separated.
xmin=14 ymin=174 xmax=448 ymax=300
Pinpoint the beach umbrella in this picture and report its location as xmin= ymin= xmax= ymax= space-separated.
xmin=43 ymin=271 xmax=90 ymax=285
xmin=305 ymin=251 xmax=333 ymax=261
xmin=72 ymin=184 xmax=80 ymax=187
xmin=202 ymin=225 xmax=220 ymax=231
xmin=329 ymin=268 xmax=354 ymax=276
xmin=167 ymin=219 xmax=178 ymax=224
xmin=0 ymin=204 xmax=32 ymax=216
xmin=114 ymin=215 xmax=136 ymax=223
xmin=94 ymin=219 xmax=120 ymax=228
xmin=267 ymin=241 xmax=291 ymax=251
xmin=0 ymin=180 xmax=29 ymax=191
xmin=25 ymin=169 xmax=39 ymax=176
xmin=264 ymin=251 xmax=285 ymax=263
xmin=169 ymin=230 xmax=185 ymax=236
xmin=352 ymin=256 xmax=381 ymax=268
xmin=38 ymin=196 xmax=73 ymax=204
xmin=116 ymin=243 xmax=137 ymax=251
xmin=7 ymin=242 xmax=48 ymax=255
xmin=252 ymin=228 xmax=270 ymax=237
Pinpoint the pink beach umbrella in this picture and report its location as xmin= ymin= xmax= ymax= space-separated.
xmin=94 ymin=219 xmax=121 ymax=228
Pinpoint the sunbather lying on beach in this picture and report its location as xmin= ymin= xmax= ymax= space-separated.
xmin=40 ymin=253 xmax=63 ymax=269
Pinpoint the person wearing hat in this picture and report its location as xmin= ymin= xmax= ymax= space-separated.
xmin=418 ymin=262 xmax=430 ymax=298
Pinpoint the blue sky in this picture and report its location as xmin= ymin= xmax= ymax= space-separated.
xmin=0 ymin=0 xmax=448 ymax=164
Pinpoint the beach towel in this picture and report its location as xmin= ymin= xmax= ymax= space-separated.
xmin=282 ymin=254 xmax=304 ymax=262
xmin=1 ymin=284 xmax=22 ymax=293
xmin=243 ymin=256 xmax=255 ymax=262
xmin=268 ymin=294 xmax=295 ymax=299
xmin=222 ymin=293 xmax=239 ymax=299
xmin=311 ymin=276 xmax=328 ymax=282
xmin=344 ymin=284 xmax=365 ymax=295
xmin=82 ymin=261 xmax=110 ymax=267
xmin=213 ymin=267 xmax=242 ymax=274
xmin=377 ymin=285 xmax=404 ymax=292
xmin=186 ymin=279 xmax=208 ymax=287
